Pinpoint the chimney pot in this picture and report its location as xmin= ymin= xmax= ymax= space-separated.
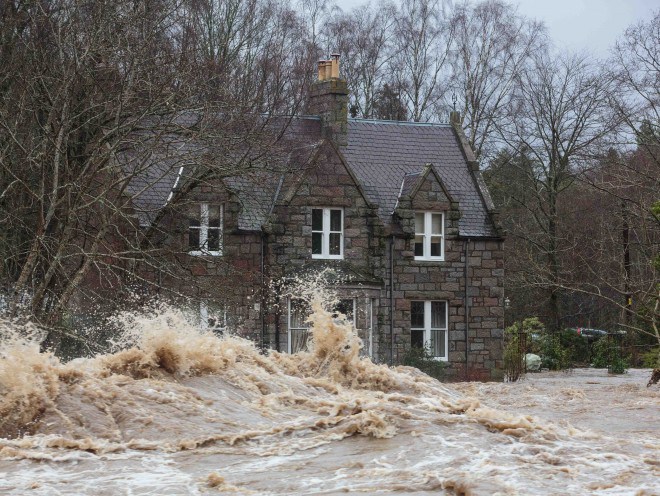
xmin=330 ymin=53 xmax=340 ymax=79
xmin=318 ymin=60 xmax=326 ymax=81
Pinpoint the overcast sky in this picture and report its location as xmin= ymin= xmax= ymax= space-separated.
xmin=332 ymin=0 xmax=657 ymax=57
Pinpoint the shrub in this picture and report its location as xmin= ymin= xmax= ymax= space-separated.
xmin=538 ymin=332 xmax=571 ymax=371
xmin=403 ymin=346 xmax=448 ymax=381
xmin=503 ymin=324 xmax=526 ymax=382
xmin=591 ymin=336 xmax=629 ymax=374
xmin=516 ymin=318 xmax=569 ymax=371
xmin=641 ymin=348 xmax=660 ymax=368
xmin=559 ymin=329 xmax=589 ymax=365
xmin=503 ymin=317 xmax=568 ymax=379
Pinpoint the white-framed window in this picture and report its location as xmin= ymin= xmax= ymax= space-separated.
xmin=358 ymin=298 xmax=374 ymax=359
xmin=312 ymin=208 xmax=343 ymax=259
xmin=288 ymin=298 xmax=311 ymax=354
xmin=287 ymin=297 xmax=356 ymax=353
xmin=410 ymin=300 xmax=448 ymax=360
xmin=189 ymin=203 xmax=222 ymax=256
xmin=332 ymin=298 xmax=356 ymax=324
xmin=414 ymin=212 xmax=444 ymax=261
xmin=199 ymin=301 xmax=227 ymax=333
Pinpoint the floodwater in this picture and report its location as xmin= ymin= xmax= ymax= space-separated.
xmin=1 ymin=304 xmax=658 ymax=495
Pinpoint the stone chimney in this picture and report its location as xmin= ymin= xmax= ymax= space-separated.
xmin=308 ymin=53 xmax=349 ymax=147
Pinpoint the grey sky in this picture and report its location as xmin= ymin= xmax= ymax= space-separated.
xmin=333 ymin=0 xmax=658 ymax=57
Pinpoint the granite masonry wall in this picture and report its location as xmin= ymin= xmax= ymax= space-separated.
xmin=147 ymin=146 xmax=503 ymax=380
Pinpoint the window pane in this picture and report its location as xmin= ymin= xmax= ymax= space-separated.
xmin=312 ymin=209 xmax=323 ymax=231
xmin=334 ymin=299 xmax=354 ymax=322
xmin=189 ymin=227 xmax=200 ymax=250
xmin=290 ymin=300 xmax=310 ymax=328
xmin=431 ymin=301 xmax=446 ymax=329
xmin=209 ymin=206 xmax=221 ymax=229
xmin=329 ymin=233 xmax=341 ymax=255
xmin=430 ymin=329 xmax=446 ymax=357
xmin=415 ymin=213 xmax=424 ymax=234
xmin=411 ymin=329 xmax=425 ymax=349
xmin=290 ymin=329 xmax=309 ymax=353
xmin=312 ymin=232 xmax=322 ymax=254
xmin=330 ymin=209 xmax=342 ymax=231
xmin=430 ymin=239 xmax=441 ymax=257
xmin=431 ymin=213 xmax=442 ymax=235
xmin=207 ymin=228 xmax=220 ymax=251
xmin=411 ymin=301 xmax=424 ymax=328
xmin=414 ymin=235 xmax=424 ymax=256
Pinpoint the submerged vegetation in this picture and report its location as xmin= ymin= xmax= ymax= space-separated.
xmin=503 ymin=317 xmax=637 ymax=380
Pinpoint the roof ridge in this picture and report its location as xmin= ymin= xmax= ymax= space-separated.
xmin=348 ymin=118 xmax=451 ymax=127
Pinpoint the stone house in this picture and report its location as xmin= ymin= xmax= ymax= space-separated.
xmin=134 ymin=56 xmax=505 ymax=380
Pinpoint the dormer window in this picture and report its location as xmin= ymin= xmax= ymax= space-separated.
xmin=312 ymin=208 xmax=343 ymax=259
xmin=189 ymin=203 xmax=222 ymax=256
xmin=414 ymin=212 xmax=444 ymax=261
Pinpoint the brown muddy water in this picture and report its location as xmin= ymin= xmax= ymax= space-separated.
xmin=1 ymin=305 xmax=658 ymax=495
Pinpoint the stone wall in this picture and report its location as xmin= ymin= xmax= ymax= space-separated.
xmin=145 ymin=145 xmax=503 ymax=380
xmin=264 ymin=144 xmax=383 ymax=353
xmin=146 ymin=182 xmax=264 ymax=341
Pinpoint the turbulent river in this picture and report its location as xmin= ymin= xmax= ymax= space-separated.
xmin=1 ymin=303 xmax=658 ymax=495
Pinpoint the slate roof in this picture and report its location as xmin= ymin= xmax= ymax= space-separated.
xmin=122 ymin=150 xmax=190 ymax=227
xmin=342 ymin=119 xmax=497 ymax=237
xmin=126 ymin=117 xmax=322 ymax=230
xmin=126 ymin=116 xmax=497 ymax=238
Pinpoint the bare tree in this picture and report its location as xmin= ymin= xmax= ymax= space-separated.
xmin=583 ymin=12 xmax=660 ymax=364
xmin=324 ymin=1 xmax=397 ymax=118
xmin=449 ymin=0 xmax=546 ymax=161
xmin=498 ymin=52 xmax=618 ymax=331
xmin=182 ymin=0 xmax=312 ymax=113
xmin=391 ymin=0 xmax=454 ymax=122
xmin=0 ymin=0 xmax=307 ymax=331
xmin=610 ymin=10 xmax=659 ymax=162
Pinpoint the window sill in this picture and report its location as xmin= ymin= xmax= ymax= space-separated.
xmin=413 ymin=256 xmax=445 ymax=262
xmin=189 ymin=250 xmax=222 ymax=257
xmin=312 ymin=254 xmax=344 ymax=260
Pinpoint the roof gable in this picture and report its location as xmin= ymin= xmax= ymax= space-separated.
xmin=342 ymin=119 xmax=498 ymax=237
xmin=281 ymin=139 xmax=374 ymax=210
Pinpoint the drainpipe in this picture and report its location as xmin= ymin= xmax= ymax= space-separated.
xmin=275 ymin=294 xmax=281 ymax=352
xmin=260 ymin=233 xmax=266 ymax=352
xmin=464 ymin=238 xmax=471 ymax=380
xmin=390 ymin=235 xmax=395 ymax=366
xmin=265 ymin=175 xmax=283 ymax=353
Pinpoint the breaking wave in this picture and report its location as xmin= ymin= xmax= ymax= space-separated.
xmin=1 ymin=298 xmax=658 ymax=495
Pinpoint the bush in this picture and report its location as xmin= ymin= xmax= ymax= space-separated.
xmin=559 ymin=329 xmax=589 ymax=365
xmin=403 ymin=346 xmax=448 ymax=381
xmin=516 ymin=318 xmax=570 ymax=371
xmin=641 ymin=348 xmax=660 ymax=368
xmin=538 ymin=332 xmax=571 ymax=370
xmin=503 ymin=323 xmax=526 ymax=382
xmin=502 ymin=317 xmax=570 ymax=379
xmin=591 ymin=336 xmax=629 ymax=374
